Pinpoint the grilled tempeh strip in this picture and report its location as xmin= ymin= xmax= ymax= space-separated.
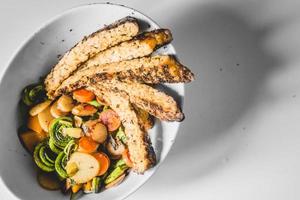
xmin=87 ymin=84 xmax=156 ymax=173
xmin=54 ymin=55 xmax=194 ymax=97
xmin=80 ymin=29 xmax=172 ymax=70
xmin=94 ymin=80 xmax=183 ymax=121
xmin=45 ymin=16 xmax=139 ymax=98
xmin=96 ymin=58 xmax=194 ymax=84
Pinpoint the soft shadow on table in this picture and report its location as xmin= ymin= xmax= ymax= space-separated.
xmin=131 ymin=3 xmax=280 ymax=192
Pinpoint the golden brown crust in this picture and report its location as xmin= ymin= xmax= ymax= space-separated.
xmin=76 ymin=29 xmax=173 ymax=72
xmin=54 ymin=55 xmax=194 ymax=98
xmin=45 ymin=16 xmax=139 ymax=98
xmin=95 ymin=80 xmax=184 ymax=121
xmin=51 ymin=30 xmax=173 ymax=99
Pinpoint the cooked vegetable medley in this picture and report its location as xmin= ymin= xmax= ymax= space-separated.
xmin=19 ymin=84 xmax=132 ymax=199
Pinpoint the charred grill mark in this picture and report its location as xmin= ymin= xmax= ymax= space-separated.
xmin=91 ymin=61 xmax=193 ymax=85
xmin=89 ymin=16 xmax=138 ymax=38
xmin=181 ymin=65 xmax=195 ymax=82
xmin=144 ymin=134 xmax=156 ymax=166
xmin=94 ymin=74 xmax=107 ymax=82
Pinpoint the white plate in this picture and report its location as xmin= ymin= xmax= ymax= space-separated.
xmin=0 ymin=3 xmax=184 ymax=200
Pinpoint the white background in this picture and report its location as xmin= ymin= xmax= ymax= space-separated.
xmin=1 ymin=0 xmax=300 ymax=199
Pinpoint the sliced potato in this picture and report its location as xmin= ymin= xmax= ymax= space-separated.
xmin=82 ymin=121 xmax=107 ymax=143
xmin=105 ymin=174 xmax=125 ymax=189
xmin=19 ymin=130 xmax=44 ymax=153
xmin=38 ymin=106 xmax=54 ymax=132
xmin=37 ymin=171 xmax=61 ymax=190
xmin=78 ymin=136 xmax=99 ymax=153
xmin=90 ymin=123 xmax=107 ymax=143
xmin=50 ymin=101 xmax=68 ymax=118
xmin=29 ymin=100 xmax=51 ymax=116
xmin=57 ymin=95 xmax=74 ymax=112
xmin=72 ymin=104 xmax=97 ymax=116
xmin=28 ymin=115 xmax=43 ymax=134
xmin=62 ymin=128 xmax=83 ymax=138
xmin=67 ymin=152 xmax=99 ymax=184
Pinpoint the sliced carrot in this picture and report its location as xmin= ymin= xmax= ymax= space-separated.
xmin=82 ymin=180 xmax=92 ymax=192
xmin=29 ymin=100 xmax=51 ymax=116
xmin=71 ymin=184 xmax=82 ymax=193
xmin=84 ymin=105 xmax=96 ymax=111
xmin=38 ymin=106 xmax=54 ymax=132
xmin=93 ymin=152 xmax=110 ymax=176
xmin=72 ymin=104 xmax=97 ymax=116
xmin=99 ymin=109 xmax=121 ymax=132
xmin=78 ymin=136 xmax=99 ymax=153
xmin=28 ymin=115 xmax=43 ymax=134
xmin=73 ymin=89 xmax=95 ymax=103
xmin=122 ymin=149 xmax=133 ymax=168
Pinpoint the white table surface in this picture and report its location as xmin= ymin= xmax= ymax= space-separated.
xmin=1 ymin=0 xmax=300 ymax=199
